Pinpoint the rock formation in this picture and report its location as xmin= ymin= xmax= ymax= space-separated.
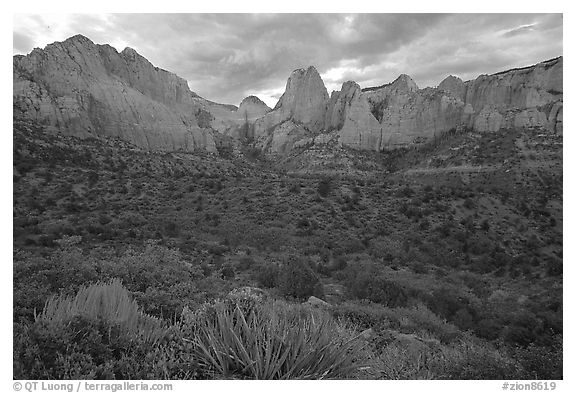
xmin=330 ymin=81 xmax=383 ymax=150
xmin=252 ymin=66 xmax=329 ymax=153
xmin=13 ymin=35 xmax=223 ymax=151
xmin=462 ymin=57 xmax=563 ymax=134
xmin=237 ymin=96 xmax=271 ymax=121
xmin=13 ymin=34 xmax=562 ymax=156
xmin=252 ymin=57 xmax=561 ymax=154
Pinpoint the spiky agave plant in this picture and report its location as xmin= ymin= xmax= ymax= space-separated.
xmin=184 ymin=298 xmax=369 ymax=379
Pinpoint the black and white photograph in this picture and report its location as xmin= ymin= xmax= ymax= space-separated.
xmin=9 ymin=6 xmax=567 ymax=386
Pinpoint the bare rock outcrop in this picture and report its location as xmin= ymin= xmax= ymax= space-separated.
xmin=13 ymin=35 xmax=217 ymax=152
xmin=14 ymin=34 xmax=562 ymax=156
xmin=358 ymin=75 xmax=465 ymax=149
xmin=334 ymin=81 xmax=384 ymax=150
xmin=237 ymin=96 xmax=271 ymax=121
xmin=438 ymin=75 xmax=466 ymax=102
xmin=252 ymin=66 xmax=329 ymax=152
xmin=333 ymin=57 xmax=562 ymax=150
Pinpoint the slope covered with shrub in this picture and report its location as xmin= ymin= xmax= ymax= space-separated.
xmin=13 ymin=120 xmax=562 ymax=379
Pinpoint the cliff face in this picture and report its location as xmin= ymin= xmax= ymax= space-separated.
xmin=327 ymin=57 xmax=562 ymax=151
xmin=13 ymin=35 xmax=562 ymax=155
xmin=331 ymin=81 xmax=383 ymax=150
xmin=13 ymin=35 xmax=220 ymax=151
xmin=237 ymin=96 xmax=271 ymax=120
xmin=462 ymin=57 xmax=563 ymax=134
xmin=257 ymin=57 xmax=561 ymax=154
xmin=252 ymin=66 xmax=329 ymax=152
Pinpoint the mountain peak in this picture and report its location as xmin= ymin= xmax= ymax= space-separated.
xmin=65 ymin=34 xmax=94 ymax=44
xmin=239 ymin=95 xmax=269 ymax=108
xmin=238 ymin=95 xmax=271 ymax=119
xmin=391 ymin=74 xmax=419 ymax=91
xmin=438 ymin=75 xmax=466 ymax=100
xmin=121 ymin=47 xmax=145 ymax=61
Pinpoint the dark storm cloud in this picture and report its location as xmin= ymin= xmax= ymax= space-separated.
xmin=13 ymin=13 xmax=562 ymax=107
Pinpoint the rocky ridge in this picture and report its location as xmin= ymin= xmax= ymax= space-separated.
xmin=244 ymin=57 xmax=562 ymax=154
xmin=13 ymin=35 xmax=562 ymax=156
xmin=13 ymin=35 xmax=262 ymax=152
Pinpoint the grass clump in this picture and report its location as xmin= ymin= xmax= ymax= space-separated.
xmin=14 ymin=280 xmax=191 ymax=380
xmin=38 ymin=278 xmax=165 ymax=344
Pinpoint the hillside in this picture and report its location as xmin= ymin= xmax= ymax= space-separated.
xmin=13 ymin=118 xmax=562 ymax=379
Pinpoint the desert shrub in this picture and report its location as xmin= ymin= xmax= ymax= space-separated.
xmin=277 ymin=256 xmax=323 ymax=300
xmin=463 ymin=198 xmax=476 ymax=210
xmin=376 ymin=340 xmax=438 ymax=379
xmin=512 ymin=335 xmax=562 ymax=379
xmin=316 ymin=177 xmax=332 ymax=197
xmin=332 ymin=301 xmax=392 ymax=327
xmin=38 ymin=279 xmax=165 ymax=343
xmin=429 ymin=337 xmax=524 ymax=379
xmin=13 ymin=280 xmax=189 ymax=380
xmin=396 ymin=185 xmax=414 ymax=198
xmin=377 ymin=331 xmax=523 ymax=379
xmin=255 ymin=263 xmax=280 ymax=288
xmin=319 ymin=256 xmax=348 ymax=276
xmin=288 ymin=182 xmax=301 ymax=194
xmin=345 ymin=267 xmax=408 ymax=307
xmin=476 ymin=318 xmax=503 ymax=341
xmin=333 ymin=301 xmax=461 ymax=344
xmin=13 ymin=241 xmax=205 ymax=321
xmin=236 ymin=256 xmax=255 ymax=271
xmin=103 ymin=241 xmax=203 ymax=293
xmin=181 ymin=297 xmax=368 ymax=379
xmin=333 ymin=238 xmax=365 ymax=256
xmin=545 ymin=257 xmax=563 ymax=276
xmin=220 ymin=264 xmax=235 ymax=280
xmin=468 ymin=234 xmax=493 ymax=255
xmin=424 ymin=287 xmax=472 ymax=322
xmin=205 ymin=242 xmax=229 ymax=256
xmin=13 ymin=246 xmax=99 ymax=320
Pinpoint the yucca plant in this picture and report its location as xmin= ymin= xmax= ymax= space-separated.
xmin=38 ymin=278 xmax=165 ymax=344
xmin=183 ymin=298 xmax=368 ymax=379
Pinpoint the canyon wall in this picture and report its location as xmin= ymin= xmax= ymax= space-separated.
xmin=13 ymin=35 xmax=266 ymax=152
xmin=13 ymin=35 xmax=562 ymax=156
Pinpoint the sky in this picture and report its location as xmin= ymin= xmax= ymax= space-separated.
xmin=13 ymin=13 xmax=563 ymax=108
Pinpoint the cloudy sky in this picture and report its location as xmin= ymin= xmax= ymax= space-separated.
xmin=13 ymin=13 xmax=562 ymax=107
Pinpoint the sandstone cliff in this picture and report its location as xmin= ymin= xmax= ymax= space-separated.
xmin=238 ymin=96 xmax=271 ymax=121
xmin=13 ymin=35 xmax=562 ymax=156
xmin=13 ymin=35 xmax=224 ymax=152
xmin=461 ymin=57 xmax=563 ymax=134
xmin=242 ymin=56 xmax=561 ymax=154
xmin=252 ymin=66 xmax=329 ymax=153
xmin=318 ymin=57 xmax=561 ymax=151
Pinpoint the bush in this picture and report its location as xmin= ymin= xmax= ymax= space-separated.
xmin=220 ymin=264 xmax=235 ymax=280
xmin=346 ymin=268 xmax=408 ymax=308
xmin=13 ymin=280 xmax=190 ymax=380
xmin=38 ymin=279 xmax=165 ymax=344
xmin=255 ymin=263 xmax=280 ymax=288
xmin=182 ymin=297 xmax=368 ymax=379
xmin=430 ymin=337 xmax=524 ymax=379
xmin=316 ymin=178 xmax=332 ymax=197
xmin=237 ymin=256 xmax=255 ymax=271
xmin=512 ymin=335 xmax=562 ymax=379
xmin=277 ymin=256 xmax=323 ymax=300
